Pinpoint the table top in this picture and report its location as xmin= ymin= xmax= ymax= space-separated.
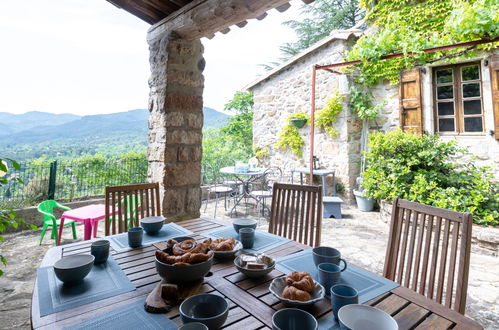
xmin=31 ymin=218 xmax=483 ymax=330
xmin=61 ymin=204 xmax=110 ymax=222
xmin=292 ymin=168 xmax=335 ymax=175
xmin=220 ymin=166 xmax=267 ymax=176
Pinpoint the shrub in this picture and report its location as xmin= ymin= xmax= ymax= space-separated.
xmin=362 ymin=130 xmax=498 ymax=226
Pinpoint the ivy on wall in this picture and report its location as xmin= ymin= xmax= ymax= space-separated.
xmin=315 ymin=92 xmax=343 ymax=137
xmin=346 ymin=0 xmax=499 ymax=86
xmin=275 ymin=113 xmax=310 ymax=159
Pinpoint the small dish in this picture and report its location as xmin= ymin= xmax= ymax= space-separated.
xmin=180 ymin=293 xmax=229 ymax=330
xmin=234 ymin=254 xmax=275 ymax=278
xmin=212 ymin=240 xmax=242 ymax=259
xmin=269 ymin=276 xmax=325 ymax=307
xmin=338 ymin=304 xmax=398 ymax=330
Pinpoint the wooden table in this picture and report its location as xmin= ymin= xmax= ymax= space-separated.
xmin=32 ymin=218 xmax=483 ymax=330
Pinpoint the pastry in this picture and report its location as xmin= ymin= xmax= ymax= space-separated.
xmin=210 ymin=237 xmax=236 ymax=251
xmin=282 ymin=285 xmax=312 ymax=302
xmin=285 ymin=271 xmax=314 ymax=292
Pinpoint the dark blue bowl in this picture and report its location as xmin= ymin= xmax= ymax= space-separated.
xmin=180 ymin=294 xmax=229 ymax=330
xmin=232 ymin=218 xmax=257 ymax=234
xmin=272 ymin=308 xmax=318 ymax=330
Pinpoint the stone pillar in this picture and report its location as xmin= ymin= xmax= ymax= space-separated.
xmin=147 ymin=32 xmax=204 ymax=221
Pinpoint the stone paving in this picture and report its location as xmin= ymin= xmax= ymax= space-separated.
xmin=0 ymin=200 xmax=497 ymax=329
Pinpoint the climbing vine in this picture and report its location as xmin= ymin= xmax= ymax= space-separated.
xmin=348 ymin=85 xmax=386 ymax=120
xmin=275 ymin=113 xmax=310 ymax=159
xmin=315 ymin=92 xmax=343 ymax=137
xmin=346 ymin=0 xmax=499 ymax=86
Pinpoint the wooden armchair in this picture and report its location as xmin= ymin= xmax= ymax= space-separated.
xmin=269 ymin=183 xmax=323 ymax=247
xmin=105 ymin=183 xmax=161 ymax=235
xmin=384 ymin=197 xmax=473 ymax=314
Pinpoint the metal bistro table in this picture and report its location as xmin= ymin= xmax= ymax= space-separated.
xmin=32 ymin=218 xmax=483 ymax=330
xmin=220 ymin=166 xmax=267 ymax=216
xmin=291 ymin=168 xmax=336 ymax=195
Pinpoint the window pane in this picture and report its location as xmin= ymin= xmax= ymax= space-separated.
xmin=437 ymin=85 xmax=453 ymax=99
xmin=461 ymin=65 xmax=479 ymax=81
xmin=463 ymin=100 xmax=482 ymax=115
xmin=462 ymin=83 xmax=480 ymax=97
xmin=437 ymin=102 xmax=454 ymax=116
xmin=464 ymin=117 xmax=483 ymax=132
xmin=436 ymin=69 xmax=453 ymax=83
xmin=438 ymin=118 xmax=455 ymax=132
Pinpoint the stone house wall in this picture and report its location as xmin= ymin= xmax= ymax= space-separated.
xmin=248 ymin=33 xmax=362 ymax=199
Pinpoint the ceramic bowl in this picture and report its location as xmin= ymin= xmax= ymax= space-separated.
xmin=338 ymin=304 xmax=398 ymax=330
xmin=140 ymin=216 xmax=165 ymax=234
xmin=234 ymin=255 xmax=275 ymax=278
xmin=155 ymin=254 xmax=213 ymax=283
xmin=232 ymin=218 xmax=257 ymax=234
xmin=269 ymin=276 xmax=325 ymax=307
xmin=212 ymin=240 xmax=243 ymax=259
xmin=177 ymin=322 xmax=209 ymax=330
xmin=179 ymin=293 xmax=229 ymax=330
xmin=272 ymin=308 xmax=318 ymax=330
xmin=53 ymin=254 xmax=95 ymax=284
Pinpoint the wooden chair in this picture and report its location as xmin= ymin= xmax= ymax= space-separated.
xmin=269 ymin=183 xmax=323 ymax=247
xmin=105 ymin=183 xmax=161 ymax=235
xmin=383 ymin=197 xmax=473 ymax=314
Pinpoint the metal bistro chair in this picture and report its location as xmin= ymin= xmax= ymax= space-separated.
xmin=269 ymin=183 xmax=323 ymax=247
xmin=105 ymin=183 xmax=161 ymax=235
xmin=37 ymin=200 xmax=77 ymax=245
xmin=384 ymin=197 xmax=473 ymax=314
xmin=250 ymin=167 xmax=283 ymax=217
xmin=203 ymin=164 xmax=234 ymax=218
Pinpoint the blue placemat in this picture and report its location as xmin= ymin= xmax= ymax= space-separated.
xmin=37 ymin=256 xmax=135 ymax=317
xmin=204 ymin=226 xmax=290 ymax=253
xmin=63 ymin=299 xmax=177 ymax=330
xmin=107 ymin=223 xmax=194 ymax=252
xmin=275 ymin=250 xmax=399 ymax=303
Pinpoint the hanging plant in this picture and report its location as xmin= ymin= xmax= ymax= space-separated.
xmin=275 ymin=112 xmax=310 ymax=159
xmin=289 ymin=112 xmax=310 ymax=128
xmin=315 ymin=92 xmax=343 ymax=138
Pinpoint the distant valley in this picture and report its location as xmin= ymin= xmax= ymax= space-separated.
xmin=0 ymin=108 xmax=229 ymax=161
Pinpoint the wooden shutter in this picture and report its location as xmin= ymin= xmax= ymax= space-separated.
xmin=399 ymin=68 xmax=423 ymax=134
xmin=489 ymin=55 xmax=499 ymax=140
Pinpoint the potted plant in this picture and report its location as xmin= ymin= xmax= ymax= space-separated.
xmin=289 ymin=113 xmax=309 ymax=128
xmin=353 ymin=176 xmax=375 ymax=212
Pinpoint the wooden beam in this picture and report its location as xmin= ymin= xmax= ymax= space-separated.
xmin=275 ymin=3 xmax=291 ymax=12
xmin=148 ymin=0 xmax=298 ymax=41
xmin=301 ymin=0 xmax=316 ymax=4
xmin=236 ymin=20 xmax=248 ymax=28
xmin=220 ymin=27 xmax=231 ymax=34
xmin=256 ymin=12 xmax=268 ymax=20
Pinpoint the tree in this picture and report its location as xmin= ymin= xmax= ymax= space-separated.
xmin=220 ymin=91 xmax=254 ymax=154
xmin=278 ymin=0 xmax=365 ymax=61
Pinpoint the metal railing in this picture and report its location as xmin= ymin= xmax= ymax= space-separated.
xmin=0 ymin=158 xmax=147 ymax=207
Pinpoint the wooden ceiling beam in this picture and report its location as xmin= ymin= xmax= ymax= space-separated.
xmin=275 ymin=3 xmax=291 ymax=12
xmin=301 ymin=0 xmax=315 ymax=4
xmin=142 ymin=0 xmax=180 ymax=14
xmin=256 ymin=12 xmax=268 ymax=21
xmin=110 ymin=0 xmax=165 ymax=24
xmin=148 ymin=0 xmax=295 ymax=41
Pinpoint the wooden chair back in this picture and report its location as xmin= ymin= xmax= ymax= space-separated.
xmin=384 ymin=197 xmax=473 ymax=314
xmin=269 ymin=183 xmax=323 ymax=247
xmin=105 ymin=183 xmax=161 ymax=235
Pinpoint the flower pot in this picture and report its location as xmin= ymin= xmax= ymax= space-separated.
xmin=290 ymin=118 xmax=307 ymax=128
xmin=353 ymin=190 xmax=375 ymax=212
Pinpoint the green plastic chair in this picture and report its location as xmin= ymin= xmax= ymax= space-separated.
xmin=37 ymin=200 xmax=77 ymax=245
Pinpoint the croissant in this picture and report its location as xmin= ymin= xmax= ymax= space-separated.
xmin=172 ymin=240 xmax=197 ymax=255
xmin=210 ymin=237 xmax=236 ymax=251
xmin=282 ymin=285 xmax=312 ymax=302
xmin=155 ymin=250 xmax=213 ymax=265
xmin=285 ymin=272 xmax=315 ymax=292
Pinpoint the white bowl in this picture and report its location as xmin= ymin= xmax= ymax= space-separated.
xmin=212 ymin=240 xmax=242 ymax=259
xmin=338 ymin=304 xmax=398 ymax=330
xmin=269 ymin=277 xmax=325 ymax=307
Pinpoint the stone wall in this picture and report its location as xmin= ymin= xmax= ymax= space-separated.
xmin=147 ymin=32 xmax=205 ymax=221
xmin=249 ymin=36 xmax=360 ymax=198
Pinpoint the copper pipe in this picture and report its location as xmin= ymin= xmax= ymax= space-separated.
xmin=309 ymin=65 xmax=317 ymax=183
xmin=315 ymin=37 xmax=499 ymax=71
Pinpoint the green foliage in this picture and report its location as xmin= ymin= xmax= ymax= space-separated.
xmin=275 ymin=113 xmax=310 ymax=159
xmin=347 ymin=0 xmax=498 ymax=86
xmin=221 ymin=92 xmax=254 ymax=154
xmin=315 ymin=92 xmax=343 ymax=137
xmin=348 ymin=85 xmax=386 ymax=119
xmin=0 ymin=158 xmax=37 ymax=276
xmin=253 ymin=145 xmax=270 ymax=161
xmin=362 ymin=130 xmax=499 ymax=226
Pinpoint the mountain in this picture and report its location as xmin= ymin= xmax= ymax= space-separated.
xmin=0 ymin=108 xmax=229 ymax=161
xmin=0 ymin=111 xmax=80 ymax=135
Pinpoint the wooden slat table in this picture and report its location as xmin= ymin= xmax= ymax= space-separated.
xmin=31 ymin=218 xmax=483 ymax=330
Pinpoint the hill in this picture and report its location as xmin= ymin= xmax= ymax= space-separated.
xmin=0 ymin=107 xmax=229 ymax=160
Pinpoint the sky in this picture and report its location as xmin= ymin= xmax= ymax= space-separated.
xmin=0 ymin=0 xmax=305 ymax=115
